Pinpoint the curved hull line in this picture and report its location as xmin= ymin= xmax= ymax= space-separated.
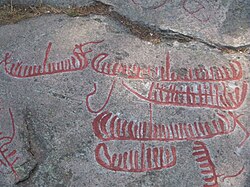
xmin=1 ymin=40 xmax=104 ymax=78
xmin=122 ymin=81 xmax=248 ymax=110
xmin=95 ymin=143 xmax=176 ymax=172
xmin=91 ymin=52 xmax=243 ymax=82
xmin=92 ymin=111 xmax=235 ymax=142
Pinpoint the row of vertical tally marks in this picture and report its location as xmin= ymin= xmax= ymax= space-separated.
xmin=0 ymin=41 xmax=103 ymax=78
xmin=92 ymin=111 xmax=249 ymax=147
xmin=95 ymin=143 xmax=176 ymax=172
xmin=0 ymin=42 xmax=244 ymax=82
xmin=193 ymin=141 xmax=219 ymax=187
xmin=91 ymin=52 xmax=243 ymax=82
xmin=122 ymin=81 xmax=248 ymax=110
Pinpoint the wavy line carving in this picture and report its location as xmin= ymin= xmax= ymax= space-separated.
xmin=95 ymin=143 xmax=176 ymax=172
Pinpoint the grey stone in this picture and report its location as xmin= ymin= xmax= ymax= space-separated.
xmin=0 ymin=0 xmax=7 ymax=5
xmin=0 ymin=14 xmax=249 ymax=187
xmin=99 ymin=0 xmax=250 ymax=47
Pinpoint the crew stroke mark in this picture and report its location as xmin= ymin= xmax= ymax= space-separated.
xmin=0 ymin=41 xmax=103 ymax=78
xmin=95 ymin=143 xmax=176 ymax=172
xmin=92 ymin=111 xmax=249 ymax=146
xmin=86 ymin=41 xmax=248 ymax=186
xmin=192 ymin=141 xmax=220 ymax=187
xmin=122 ymin=81 xmax=247 ymax=110
xmin=88 ymin=51 xmax=248 ymax=112
xmin=91 ymin=52 xmax=243 ymax=82
xmin=1 ymin=39 xmax=248 ymax=186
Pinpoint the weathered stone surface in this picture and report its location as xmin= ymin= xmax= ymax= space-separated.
xmin=99 ymin=0 xmax=250 ymax=47
xmin=0 ymin=0 xmax=6 ymax=5
xmin=0 ymin=14 xmax=249 ymax=187
xmin=0 ymin=0 xmax=94 ymax=7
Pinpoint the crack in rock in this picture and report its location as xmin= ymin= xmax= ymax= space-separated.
xmin=0 ymin=2 xmax=249 ymax=54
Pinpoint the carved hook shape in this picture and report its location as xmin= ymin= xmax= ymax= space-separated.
xmin=86 ymin=79 xmax=117 ymax=113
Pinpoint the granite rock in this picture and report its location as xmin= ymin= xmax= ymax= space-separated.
xmin=99 ymin=0 xmax=250 ymax=47
xmin=0 ymin=14 xmax=249 ymax=187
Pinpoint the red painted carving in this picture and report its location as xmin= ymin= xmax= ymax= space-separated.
xmin=221 ymin=166 xmax=245 ymax=182
xmin=83 ymin=40 xmax=249 ymax=184
xmin=86 ymin=79 xmax=117 ymax=113
xmin=0 ymin=108 xmax=19 ymax=179
xmin=131 ymin=0 xmax=218 ymax=22
xmin=193 ymin=141 xmax=219 ymax=187
xmin=182 ymin=0 xmax=215 ymax=22
xmin=92 ymin=111 xmax=249 ymax=147
xmin=91 ymin=52 xmax=243 ymax=82
xmin=87 ymin=40 xmax=248 ymax=182
xmin=229 ymin=113 xmax=250 ymax=147
xmin=0 ymin=41 xmax=103 ymax=78
xmin=122 ymin=81 xmax=248 ymax=110
xmin=1 ymin=38 xmax=248 ymax=184
xmin=95 ymin=143 xmax=176 ymax=172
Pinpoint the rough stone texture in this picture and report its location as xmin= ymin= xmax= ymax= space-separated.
xmin=0 ymin=14 xmax=249 ymax=187
xmin=0 ymin=0 xmax=6 ymax=5
xmin=99 ymin=0 xmax=250 ymax=47
xmin=0 ymin=0 xmax=94 ymax=7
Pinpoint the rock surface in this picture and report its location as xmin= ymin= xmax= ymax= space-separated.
xmin=99 ymin=0 xmax=250 ymax=47
xmin=0 ymin=4 xmax=249 ymax=187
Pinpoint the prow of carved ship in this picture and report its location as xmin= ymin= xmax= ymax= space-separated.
xmin=0 ymin=41 xmax=103 ymax=78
